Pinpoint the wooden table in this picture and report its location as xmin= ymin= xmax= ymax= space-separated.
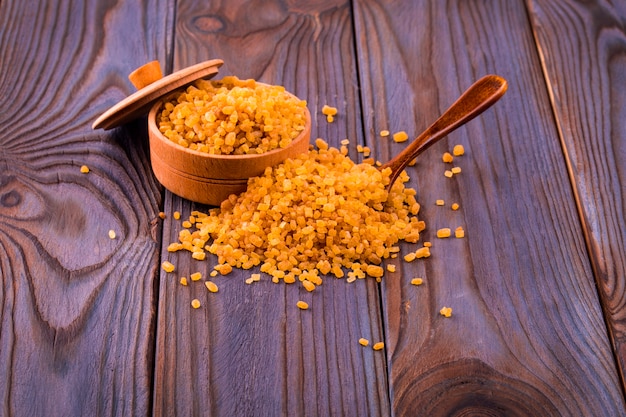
xmin=2 ymin=1 xmax=626 ymax=415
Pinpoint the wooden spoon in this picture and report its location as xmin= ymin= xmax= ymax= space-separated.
xmin=381 ymin=74 xmax=508 ymax=190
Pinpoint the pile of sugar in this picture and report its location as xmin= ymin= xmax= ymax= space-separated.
xmin=167 ymin=139 xmax=425 ymax=288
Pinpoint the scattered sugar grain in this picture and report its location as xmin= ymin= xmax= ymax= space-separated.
xmin=453 ymin=144 xmax=465 ymax=156
xmin=440 ymin=306 xmax=453 ymax=317
xmin=167 ymin=243 xmax=182 ymax=252
xmin=444 ymin=170 xmax=453 ymax=178
xmin=451 ymin=166 xmax=462 ymax=174
xmin=380 ymin=130 xmax=390 ymax=137
xmin=191 ymin=299 xmax=201 ymax=309
xmin=366 ymin=265 xmax=384 ymax=278
xmin=205 ymin=281 xmax=219 ymax=293
xmin=451 ymin=203 xmax=459 ymax=211
xmin=403 ymin=252 xmax=416 ymax=262
xmin=392 ymin=131 xmax=409 ymax=143
xmin=442 ymin=152 xmax=453 ymax=163
xmin=162 ymin=261 xmax=175 ymax=273
xmin=322 ymin=105 xmax=338 ymax=116
xmin=411 ymin=278 xmax=423 ymax=286
xmin=180 ymin=277 xmax=188 ymax=286
xmin=192 ymin=251 xmax=206 ymax=261
xmin=302 ymin=280 xmax=316 ymax=292
xmin=80 ymin=165 xmax=90 ymax=174
xmin=358 ymin=338 xmax=370 ymax=347
xmin=296 ymin=300 xmax=309 ymax=310
xmin=215 ymin=263 xmax=233 ymax=275
xmin=437 ymin=228 xmax=451 ymax=238
xmin=190 ymin=272 xmax=202 ymax=281
xmin=436 ymin=199 xmax=445 ymax=206
xmin=372 ymin=342 xmax=385 ymax=351
xmin=455 ymin=227 xmax=465 ymax=238
xmin=108 ymin=229 xmax=116 ymax=239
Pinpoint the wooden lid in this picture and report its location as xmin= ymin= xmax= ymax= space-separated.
xmin=92 ymin=59 xmax=224 ymax=130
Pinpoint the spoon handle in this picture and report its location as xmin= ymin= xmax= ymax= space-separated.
xmin=381 ymin=74 xmax=508 ymax=189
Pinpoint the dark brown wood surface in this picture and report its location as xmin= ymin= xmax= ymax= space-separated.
xmin=527 ymin=0 xmax=626 ymax=388
xmin=0 ymin=0 xmax=171 ymax=415
xmin=353 ymin=0 xmax=625 ymax=414
xmin=1 ymin=0 xmax=626 ymax=416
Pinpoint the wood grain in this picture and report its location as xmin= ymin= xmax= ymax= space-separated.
xmin=0 ymin=0 xmax=172 ymax=415
xmin=526 ymin=0 xmax=626 ymax=389
xmin=353 ymin=0 xmax=625 ymax=415
xmin=152 ymin=1 xmax=389 ymax=416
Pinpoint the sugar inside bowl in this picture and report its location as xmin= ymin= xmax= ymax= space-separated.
xmin=93 ymin=60 xmax=311 ymax=206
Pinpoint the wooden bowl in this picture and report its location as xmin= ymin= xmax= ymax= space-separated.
xmin=147 ymin=97 xmax=311 ymax=206
xmin=92 ymin=60 xmax=311 ymax=206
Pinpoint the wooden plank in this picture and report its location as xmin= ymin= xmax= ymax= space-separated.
xmin=526 ymin=0 xmax=626 ymax=389
xmin=0 ymin=0 xmax=172 ymax=415
xmin=153 ymin=1 xmax=389 ymax=416
xmin=352 ymin=0 xmax=626 ymax=415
